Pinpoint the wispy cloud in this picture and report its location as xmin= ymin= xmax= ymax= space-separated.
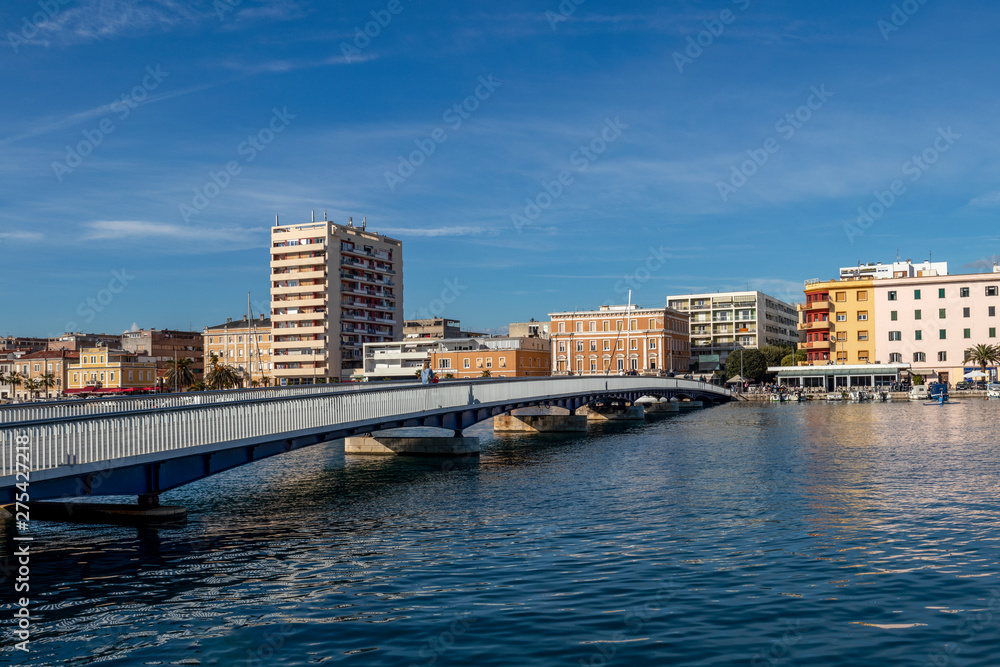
xmin=968 ymin=191 xmax=1000 ymax=207
xmin=0 ymin=231 xmax=44 ymax=242
xmin=380 ymin=226 xmax=494 ymax=237
xmin=0 ymin=84 xmax=216 ymax=148
xmin=220 ymin=52 xmax=378 ymax=74
xmin=964 ymin=255 xmax=1000 ymax=270
xmin=80 ymin=220 xmax=267 ymax=252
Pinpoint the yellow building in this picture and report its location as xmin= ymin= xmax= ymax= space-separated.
xmin=799 ymin=278 xmax=875 ymax=365
xmin=66 ymin=347 xmax=158 ymax=395
xmin=203 ymin=315 xmax=273 ymax=386
xmin=11 ymin=350 xmax=79 ymax=399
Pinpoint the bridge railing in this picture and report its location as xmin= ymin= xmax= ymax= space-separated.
xmin=0 ymin=378 xmax=728 ymax=477
xmin=0 ymin=379 xmax=423 ymax=424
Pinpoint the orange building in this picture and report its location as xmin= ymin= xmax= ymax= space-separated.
xmin=799 ymin=278 xmax=875 ymax=365
xmin=429 ymin=337 xmax=550 ymax=378
xmin=11 ymin=350 xmax=80 ymax=399
xmin=549 ymin=305 xmax=690 ymax=375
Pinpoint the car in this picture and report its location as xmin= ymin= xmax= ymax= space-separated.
xmin=955 ymin=381 xmax=970 ymax=390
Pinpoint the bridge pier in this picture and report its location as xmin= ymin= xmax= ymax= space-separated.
xmin=493 ymin=414 xmax=588 ymax=433
xmin=638 ymin=398 xmax=680 ymax=414
xmin=582 ymin=402 xmax=645 ymax=422
xmin=345 ymin=435 xmax=480 ymax=457
xmin=10 ymin=500 xmax=187 ymax=525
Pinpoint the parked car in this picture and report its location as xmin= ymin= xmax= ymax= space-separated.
xmin=955 ymin=381 xmax=971 ymax=390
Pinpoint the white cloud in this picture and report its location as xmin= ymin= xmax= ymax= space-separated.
xmin=80 ymin=220 xmax=267 ymax=252
xmin=968 ymin=191 xmax=1000 ymax=207
xmin=379 ymin=226 xmax=494 ymax=237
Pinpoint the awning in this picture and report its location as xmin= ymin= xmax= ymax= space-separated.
xmin=64 ymin=386 xmax=97 ymax=394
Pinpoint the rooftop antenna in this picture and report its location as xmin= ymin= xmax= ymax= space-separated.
xmin=311 ymin=210 xmax=315 ymax=222
xmin=362 ymin=216 xmax=367 ymax=230
xmin=896 ymin=247 xmax=900 ymax=262
xmin=324 ymin=209 xmax=328 ymax=221
xmin=348 ymin=216 xmax=353 ymax=227
xmin=274 ymin=214 xmax=279 ymax=227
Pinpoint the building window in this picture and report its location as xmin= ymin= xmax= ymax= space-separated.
xmin=858 ymin=331 xmax=869 ymax=341
xmin=438 ymin=358 xmax=451 ymax=369
xmin=915 ymin=309 xmax=922 ymax=320
xmin=590 ymin=340 xmax=597 ymax=351
xmin=915 ymin=289 xmax=921 ymax=300
xmin=73 ymin=373 xmax=78 ymax=382
xmin=938 ymin=351 xmax=947 ymax=362
xmin=486 ymin=359 xmax=492 ymax=368
xmin=603 ymin=321 xmax=610 ymax=332
xmin=590 ymin=360 xmax=597 ymax=372
xmin=857 ymin=311 xmax=868 ymax=321
xmin=603 ymin=340 xmax=610 ymax=351
xmin=476 ymin=358 xmax=483 ymax=368
xmin=589 ymin=321 xmax=596 ymax=332
xmin=499 ymin=357 xmax=506 ymax=368
xmin=939 ymin=330 xmax=947 ymax=340
xmin=858 ymin=351 xmax=869 ymax=362
xmin=463 ymin=358 xmax=470 ymax=369
xmin=128 ymin=371 xmax=133 ymax=381
xmin=888 ymin=331 xmax=901 ymax=341
xmin=889 ymin=353 xmax=902 ymax=363
xmin=576 ymin=341 xmax=584 ymax=352
xmin=914 ymin=352 xmax=926 ymax=362
xmin=938 ymin=288 xmax=945 ymax=298
xmin=888 ymin=291 xmax=897 ymax=301
xmin=890 ymin=311 xmax=897 ymax=321
xmin=835 ymin=292 xmax=846 ymax=302
xmin=630 ymin=340 xmax=638 ymax=350
xmin=836 ymin=351 xmax=847 ymax=362
xmin=836 ymin=312 xmax=846 ymax=322
xmin=991 ymin=306 xmax=997 ymax=317
xmin=915 ymin=330 xmax=923 ymax=341
xmin=964 ymin=329 xmax=971 ymax=339
xmin=110 ymin=372 xmax=115 ymax=382
xmin=558 ymin=342 xmax=566 ymax=352
xmin=649 ymin=339 xmax=657 ymax=349
xmin=837 ymin=331 xmax=847 ymax=341
xmin=963 ymin=307 xmax=970 ymax=318
xmin=939 ymin=308 xmax=946 ymax=318
xmin=575 ymin=322 xmax=582 ymax=332
xmin=960 ymin=287 xmax=970 ymax=298
xmin=857 ymin=291 xmax=868 ymax=301
xmin=988 ymin=286 xmax=999 ymax=297
xmin=558 ymin=323 xmax=565 ymax=333
xmin=990 ymin=327 xmax=996 ymax=338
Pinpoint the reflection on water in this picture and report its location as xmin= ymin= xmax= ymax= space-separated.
xmin=3 ymin=402 xmax=1000 ymax=665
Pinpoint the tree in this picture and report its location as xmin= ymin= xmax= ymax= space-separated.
xmin=23 ymin=378 xmax=41 ymax=399
xmin=481 ymin=369 xmax=492 ymax=378
xmin=724 ymin=348 xmax=768 ymax=383
xmin=780 ymin=349 xmax=807 ymax=366
xmin=759 ymin=345 xmax=793 ymax=368
xmin=964 ymin=343 xmax=1000 ymax=379
xmin=164 ymin=357 xmax=196 ymax=392
xmin=39 ymin=372 xmax=57 ymax=399
xmin=189 ymin=380 xmax=207 ymax=391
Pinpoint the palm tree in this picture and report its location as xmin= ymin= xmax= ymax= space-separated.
xmin=23 ymin=378 xmax=41 ymax=400
xmin=481 ymin=369 xmax=492 ymax=378
xmin=163 ymin=357 xmax=196 ymax=392
xmin=964 ymin=343 xmax=1000 ymax=380
xmin=6 ymin=371 xmax=25 ymax=398
xmin=39 ymin=372 xmax=57 ymax=399
xmin=206 ymin=360 xmax=243 ymax=390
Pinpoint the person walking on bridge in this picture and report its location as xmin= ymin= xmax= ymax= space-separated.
xmin=420 ymin=362 xmax=434 ymax=386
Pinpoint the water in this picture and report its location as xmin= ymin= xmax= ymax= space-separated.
xmin=4 ymin=401 xmax=1000 ymax=666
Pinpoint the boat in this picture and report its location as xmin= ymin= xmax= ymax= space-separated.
xmin=849 ymin=390 xmax=870 ymax=402
xmin=927 ymin=381 xmax=949 ymax=403
xmin=826 ymin=392 xmax=845 ymax=401
xmin=908 ymin=385 xmax=929 ymax=401
xmin=770 ymin=393 xmax=787 ymax=402
xmin=988 ymin=383 xmax=1000 ymax=399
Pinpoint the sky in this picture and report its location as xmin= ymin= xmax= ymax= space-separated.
xmin=2 ymin=0 xmax=1000 ymax=337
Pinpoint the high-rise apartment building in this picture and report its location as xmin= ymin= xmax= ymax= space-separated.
xmin=666 ymin=291 xmax=799 ymax=372
xmin=270 ymin=217 xmax=403 ymax=384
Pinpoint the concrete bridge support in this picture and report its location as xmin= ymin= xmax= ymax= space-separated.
xmin=640 ymin=399 xmax=680 ymax=415
xmin=582 ymin=403 xmax=645 ymax=422
xmin=493 ymin=414 xmax=588 ymax=433
xmin=345 ymin=435 xmax=480 ymax=457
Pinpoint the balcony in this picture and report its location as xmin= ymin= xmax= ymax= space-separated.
xmin=798 ymin=299 xmax=831 ymax=311
xmin=272 ymin=284 xmax=327 ymax=296
xmin=800 ymin=340 xmax=833 ymax=350
xmin=798 ymin=320 xmax=832 ymax=331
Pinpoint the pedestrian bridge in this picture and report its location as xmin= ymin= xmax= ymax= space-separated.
xmin=0 ymin=377 xmax=731 ymax=504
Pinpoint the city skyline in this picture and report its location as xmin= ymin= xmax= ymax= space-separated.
xmin=3 ymin=0 xmax=1000 ymax=337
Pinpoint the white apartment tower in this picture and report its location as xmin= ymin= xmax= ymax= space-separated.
xmin=270 ymin=216 xmax=403 ymax=384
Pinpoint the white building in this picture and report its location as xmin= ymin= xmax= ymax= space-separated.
xmin=838 ymin=259 xmax=948 ymax=280
xmin=363 ymin=339 xmax=440 ymax=380
xmin=666 ymin=290 xmax=798 ymax=372
xmin=874 ymin=266 xmax=1000 ymax=385
xmin=270 ymin=216 xmax=403 ymax=384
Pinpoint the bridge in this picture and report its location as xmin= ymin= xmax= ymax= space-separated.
xmin=0 ymin=377 xmax=731 ymax=506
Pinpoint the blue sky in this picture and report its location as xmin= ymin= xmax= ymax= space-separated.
xmin=2 ymin=0 xmax=1000 ymax=337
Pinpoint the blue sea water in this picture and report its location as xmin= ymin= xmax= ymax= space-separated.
xmin=3 ymin=400 xmax=1000 ymax=666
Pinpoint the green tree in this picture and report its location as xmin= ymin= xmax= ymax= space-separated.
xmin=759 ymin=345 xmax=793 ymax=368
xmin=481 ymin=369 xmax=492 ymax=378
xmin=39 ymin=372 xmax=57 ymax=398
xmin=164 ymin=357 xmax=196 ymax=392
xmin=725 ymin=348 xmax=768 ymax=382
xmin=23 ymin=378 xmax=41 ymax=399
xmin=964 ymin=343 xmax=1000 ymax=379
xmin=780 ymin=349 xmax=807 ymax=366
